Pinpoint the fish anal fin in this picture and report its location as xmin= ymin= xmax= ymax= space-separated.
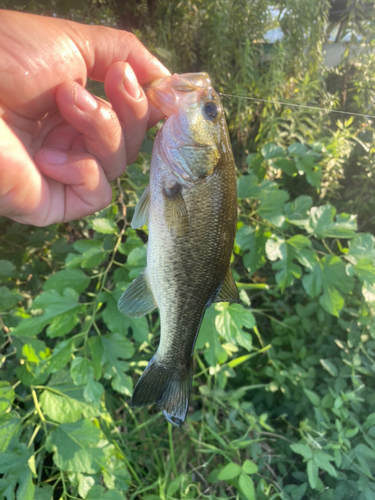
xmin=118 ymin=269 xmax=157 ymax=318
xmin=131 ymin=186 xmax=150 ymax=229
xmin=215 ymin=268 xmax=240 ymax=303
xmin=131 ymin=355 xmax=192 ymax=428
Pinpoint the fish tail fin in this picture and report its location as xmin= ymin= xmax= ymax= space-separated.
xmin=131 ymin=355 xmax=192 ymax=427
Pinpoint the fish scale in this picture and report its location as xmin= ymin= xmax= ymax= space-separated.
xmin=118 ymin=72 xmax=239 ymax=426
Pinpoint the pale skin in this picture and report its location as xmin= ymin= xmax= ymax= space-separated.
xmin=0 ymin=10 xmax=170 ymax=226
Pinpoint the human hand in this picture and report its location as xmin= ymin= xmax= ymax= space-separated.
xmin=0 ymin=10 xmax=170 ymax=226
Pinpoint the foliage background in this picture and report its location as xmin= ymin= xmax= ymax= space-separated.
xmin=1 ymin=1 xmax=375 ymax=499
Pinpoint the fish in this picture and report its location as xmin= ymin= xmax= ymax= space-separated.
xmin=118 ymin=72 xmax=239 ymax=427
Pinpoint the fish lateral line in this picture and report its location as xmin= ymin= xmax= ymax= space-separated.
xmin=218 ymin=93 xmax=375 ymax=120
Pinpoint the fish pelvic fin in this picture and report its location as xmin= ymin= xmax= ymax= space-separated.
xmin=214 ymin=267 xmax=240 ymax=303
xmin=118 ymin=269 xmax=157 ymax=318
xmin=131 ymin=355 xmax=193 ymax=428
xmin=131 ymin=186 xmax=150 ymax=229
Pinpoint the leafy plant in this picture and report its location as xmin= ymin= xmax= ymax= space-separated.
xmin=1 ymin=1 xmax=375 ymax=499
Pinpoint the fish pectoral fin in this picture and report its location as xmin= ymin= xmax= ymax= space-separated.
xmin=131 ymin=355 xmax=192 ymax=428
xmin=215 ymin=268 xmax=240 ymax=303
xmin=163 ymin=182 xmax=189 ymax=228
xmin=118 ymin=269 xmax=157 ymax=318
xmin=131 ymin=186 xmax=150 ymax=229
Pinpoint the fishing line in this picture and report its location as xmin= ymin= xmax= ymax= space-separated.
xmin=218 ymin=93 xmax=375 ymax=120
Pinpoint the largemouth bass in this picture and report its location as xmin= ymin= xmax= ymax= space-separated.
xmin=118 ymin=72 xmax=238 ymax=427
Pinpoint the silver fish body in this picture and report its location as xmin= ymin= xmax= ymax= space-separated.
xmin=118 ymin=73 xmax=238 ymax=426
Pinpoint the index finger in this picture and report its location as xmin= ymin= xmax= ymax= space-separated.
xmin=63 ymin=21 xmax=171 ymax=85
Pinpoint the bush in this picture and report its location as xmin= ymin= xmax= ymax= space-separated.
xmin=1 ymin=1 xmax=375 ymax=499
xmin=1 ymin=137 xmax=375 ymax=499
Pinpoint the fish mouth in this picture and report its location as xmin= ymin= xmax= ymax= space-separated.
xmin=143 ymin=72 xmax=212 ymax=117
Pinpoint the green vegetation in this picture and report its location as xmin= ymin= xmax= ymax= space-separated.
xmin=1 ymin=1 xmax=375 ymax=499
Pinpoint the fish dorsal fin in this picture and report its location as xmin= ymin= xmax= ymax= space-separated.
xmin=131 ymin=186 xmax=150 ymax=229
xmin=118 ymin=269 xmax=157 ymax=318
xmin=215 ymin=268 xmax=240 ymax=303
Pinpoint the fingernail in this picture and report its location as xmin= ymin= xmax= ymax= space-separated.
xmin=74 ymin=84 xmax=98 ymax=112
xmin=43 ymin=149 xmax=68 ymax=165
xmin=123 ymin=63 xmax=142 ymax=100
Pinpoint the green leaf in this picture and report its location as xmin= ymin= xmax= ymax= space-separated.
xmin=347 ymin=234 xmax=375 ymax=263
xmin=295 ymin=155 xmax=322 ymax=188
xmin=320 ymin=359 xmax=338 ymax=376
xmin=84 ymin=378 xmax=104 ymax=404
xmin=77 ymin=473 xmax=96 ymax=499
xmin=217 ymin=462 xmax=241 ymax=480
xmin=304 ymin=388 xmax=320 ymax=406
xmin=237 ymin=172 xmax=259 ymax=199
xmin=125 ymin=246 xmax=147 ymax=279
xmin=353 ymin=444 xmax=375 ymax=476
xmin=363 ymin=414 xmax=375 ymax=431
xmin=0 ymin=381 xmax=15 ymax=417
xmin=284 ymin=196 xmax=312 ymax=227
xmin=102 ymin=491 xmax=125 ymax=500
xmin=46 ymin=419 xmax=105 ymax=473
xmin=261 ymin=143 xmax=285 ymax=160
xmin=215 ymin=303 xmax=255 ymax=350
xmin=288 ymin=143 xmax=307 ymax=156
xmin=66 ymin=241 xmax=108 ymax=269
xmin=302 ymin=263 xmax=323 ymax=298
xmin=40 ymin=371 xmax=99 ymax=423
xmin=92 ymin=218 xmax=117 ymax=234
xmin=0 ymin=444 xmax=30 ymax=473
xmin=48 ymin=339 xmax=75 ymax=373
xmin=0 ymin=286 xmax=22 ymax=311
xmin=246 ymin=152 xmax=264 ymax=178
xmin=33 ymin=485 xmax=53 ymax=500
xmin=12 ymin=289 xmax=82 ymax=337
xmin=307 ymin=458 xmax=319 ymax=489
xmin=117 ymin=228 xmax=144 ymax=255
xmin=313 ymin=451 xmax=337 ymax=477
xmin=238 ymin=472 xmax=255 ymax=500
xmin=103 ymin=292 xmax=149 ymax=343
xmin=0 ymin=413 xmax=21 ymax=453
xmin=89 ymin=333 xmax=134 ymax=395
xmin=71 ymin=358 xmax=94 ymax=385
xmin=353 ymin=258 xmax=375 ymax=283
xmin=303 ymin=255 xmax=354 ymax=316
xmin=267 ymin=235 xmax=311 ymax=289
xmin=17 ymin=468 xmax=35 ymax=500
xmin=273 ymin=158 xmax=297 ymax=176
xmin=290 ymin=443 xmax=313 ymax=461
xmin=308 ymin=206 xmax=357 ymax=239
xmin=111 ymin=371 xmax=133 ymax=397
xmin=235 ymin=225 xmax=268 ymax=273
xmin=195 ymin=307 xmax=227 ymax=366
xmin=0 ymin=260 xmax=15 ymax=277
xmin=44 ymin=269 xmax=90 ymax=294
xmin=258 ymin=188 xmax=289 ymax=226
xmin=242 ymin=460 xmax=258 ymax=474
xmin=167 ymin=474 xmax=184 ymax=496
xmin=46 ymin=311 xmax=80 ymax=338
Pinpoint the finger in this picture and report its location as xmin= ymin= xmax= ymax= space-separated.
xmin=68 ymin=22 xmax=171 ymax=85
xmin=105 ymin=61 xmax=166 ymax=134
xmin=34 ymin=148 xmax=113 ymax=222
xmin=105 ymin=62 xmax=150 ymax=164
xmin=43 ymin=122 xmax=81 ymax=150
xmin=0 ymin=117 xmax=46 ymax=224
xmin=55 ymin=81 xmax=126 ymax=181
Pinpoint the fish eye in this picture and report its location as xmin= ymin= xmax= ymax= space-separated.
xmin=203 ymin=101 xmax=217 ymax=121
